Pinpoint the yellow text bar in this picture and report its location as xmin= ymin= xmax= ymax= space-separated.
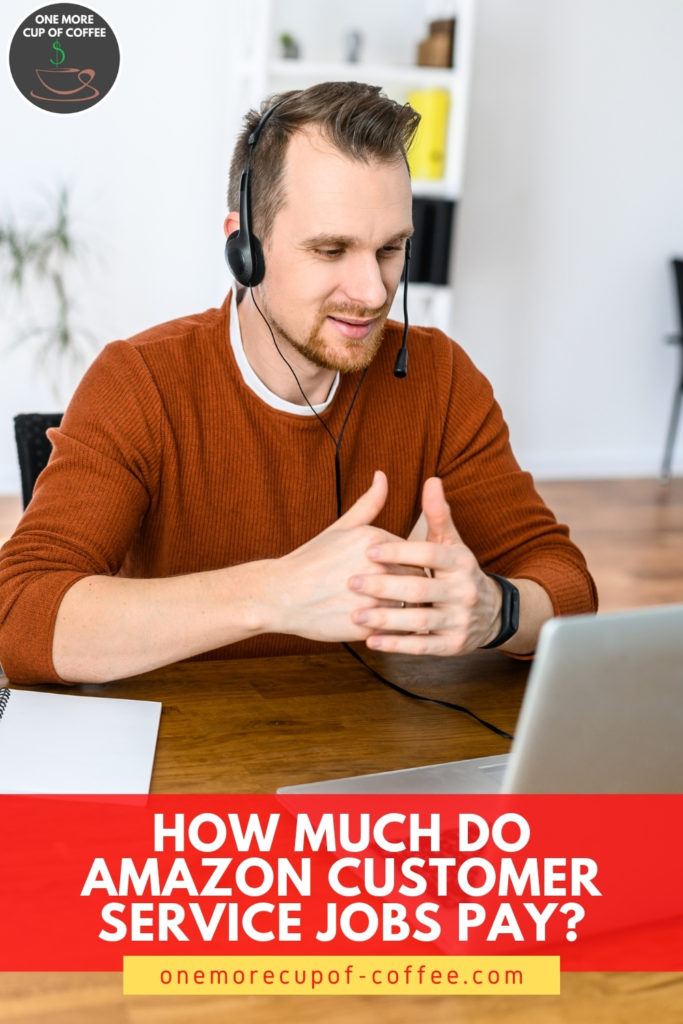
xmin=123 ymin=955 xmax=560 ymax=996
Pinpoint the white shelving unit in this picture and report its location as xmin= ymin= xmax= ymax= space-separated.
xmin=233 ymin=0 xmax=476 ymax=334
xmin=269 ymin=59 xmax=457 ymax=89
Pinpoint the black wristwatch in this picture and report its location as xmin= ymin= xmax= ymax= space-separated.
xmin=480 ymin=574 xmax=520 ymax=649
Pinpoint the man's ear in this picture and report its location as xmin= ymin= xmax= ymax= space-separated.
xmin=224 ymin=212 xmax=240 ymax=238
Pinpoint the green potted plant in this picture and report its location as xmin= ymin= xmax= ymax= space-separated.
xmin=0 ymin=186 xmax=93 ymax=397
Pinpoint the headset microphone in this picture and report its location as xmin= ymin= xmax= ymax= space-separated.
xmin=393 ymin=237 xmax=411 ymax=378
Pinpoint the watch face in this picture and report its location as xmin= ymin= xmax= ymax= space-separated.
xmin=498 ymin=579 xmax=519 ymax=640
xmin=510 ymin=585 xmax=521 ymax=632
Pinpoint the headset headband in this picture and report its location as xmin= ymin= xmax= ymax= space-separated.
xmin=225 ymin=101 xmax=285 ymax=288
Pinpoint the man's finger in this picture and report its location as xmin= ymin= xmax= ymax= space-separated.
xmin=366 ymin=539 xmax=465 ymax=573
xmin=348 ymin=571 xmax=454 ymax=605
xmin=423 ymin=477 xmax=462 ymax=544
xmin=331 ymin=469 xmax=388 ymax=530
xmin=366 ymin=632 xmax=465 ymax=657
xmin=354 ymin=605 xmax=453 ymax=633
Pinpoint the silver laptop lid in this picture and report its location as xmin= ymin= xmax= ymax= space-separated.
xmin=503 ymin=604 xmax=683 ymax=794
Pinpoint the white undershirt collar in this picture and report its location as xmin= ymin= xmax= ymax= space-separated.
xmin=228 ymin=288 xmax=340 ymax=415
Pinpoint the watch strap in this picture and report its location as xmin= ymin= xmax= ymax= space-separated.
xmin=480 ymin=573 xmax=520 ymax=649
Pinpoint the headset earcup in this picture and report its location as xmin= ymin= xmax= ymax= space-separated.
xmin=225 ymin=231 xmax=249 ymax=286
xmin=249 ymin=235 xmax=265 ymax=287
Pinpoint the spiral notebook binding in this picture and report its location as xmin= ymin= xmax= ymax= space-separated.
xmin=0 ymin=688 xmax=10 ymax=720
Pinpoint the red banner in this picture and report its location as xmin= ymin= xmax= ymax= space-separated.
xmin=1 ymin=795 xmax=681 ymax=971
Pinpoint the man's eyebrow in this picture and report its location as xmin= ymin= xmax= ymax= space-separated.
xmin=299 ymin=229 xmax=414 ymax=249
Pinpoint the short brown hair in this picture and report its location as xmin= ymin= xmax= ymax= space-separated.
xmin=227 ymin=81 xmax=420 ymax=241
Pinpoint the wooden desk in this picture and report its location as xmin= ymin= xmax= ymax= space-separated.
xmin=4 ymin=648 xmax=526 ymax=791
xmin=132 ymin=648 xmax=525 ymax=791
xmin=1 ymin=650 xmax=681 ymax=1022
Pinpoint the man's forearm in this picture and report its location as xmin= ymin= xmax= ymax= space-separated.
xmin=52 ymin=560 xmax=275 ymax=684
xmin=48 ymin=474 xmax=403 ymax=684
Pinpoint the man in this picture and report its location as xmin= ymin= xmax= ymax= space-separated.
xmin=0 ymin=82 xmax=596 ymax=685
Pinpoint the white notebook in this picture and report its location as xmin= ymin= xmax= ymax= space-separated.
xmin=0 ymin=687 xmax=161 ymax=793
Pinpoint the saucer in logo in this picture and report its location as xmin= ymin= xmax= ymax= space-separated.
xmin=30 ymin=67 xmax=100 ymax=103
xmin=9 ymin=4 xmax=118 ymax=114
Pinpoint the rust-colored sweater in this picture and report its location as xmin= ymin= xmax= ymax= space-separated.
xmin=0 ymin=295 xmax=597 ymax=682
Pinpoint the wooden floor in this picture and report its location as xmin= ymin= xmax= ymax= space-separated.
xmin=2 ymin=478 xmax=682 ymax=611
xmin=0 ymin=478 xmax=681 ymax=1023
xmin=535 ymin=477 xmax=683 ymax=610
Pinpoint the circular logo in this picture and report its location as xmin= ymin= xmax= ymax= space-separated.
xmin=9 ymin=3 xmax=119 ymax=114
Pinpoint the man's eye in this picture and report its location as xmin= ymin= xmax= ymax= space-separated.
xmin=315 ymin=248 xmax=343 ymax=258
xmin=379 ymin=246 xmax=403 ymax=258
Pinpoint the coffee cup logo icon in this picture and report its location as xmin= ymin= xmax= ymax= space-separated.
xmin=10 ymin=4 xmax=119 ymax=114
xmin=32 ymin=67 xmax=99 ymax=102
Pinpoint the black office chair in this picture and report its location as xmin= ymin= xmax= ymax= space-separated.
xmin=661 ymin=259 xmax=683 ymax=481
xmin=13 ymin=413 xmax=64 ymax=509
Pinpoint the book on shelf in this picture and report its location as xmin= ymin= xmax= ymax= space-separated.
xmin=407 ymin=88 xmax=450 ymax=180
xmin=409 ymin=197 xmax=456 ymax=286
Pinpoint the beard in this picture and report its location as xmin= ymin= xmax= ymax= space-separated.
xmin=264 ymin=300 xmax=391 ymax=373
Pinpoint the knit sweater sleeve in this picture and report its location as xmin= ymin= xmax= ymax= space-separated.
xmin=0 ymin=341 xmax=162 ymax=683
xmin=437 ymin=340 xmax=598 ymax=618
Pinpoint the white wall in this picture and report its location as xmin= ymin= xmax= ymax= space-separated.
xmin=452 ymin=0 xmax=683 ymax=477
xmin=2 ymin=0 xmax=682 ymax=492
xmin=0 ymin=0 xmax=248 ymax=492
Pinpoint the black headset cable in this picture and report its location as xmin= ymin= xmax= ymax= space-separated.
xmin=248 ymin=287 xmax=514 ymax=743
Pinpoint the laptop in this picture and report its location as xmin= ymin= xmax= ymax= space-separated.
xmin=279 ymin=605 xmax=683 ymax=795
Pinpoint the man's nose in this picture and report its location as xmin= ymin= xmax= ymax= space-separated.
xmin=341 ymin=254 xmax=388 ymax=312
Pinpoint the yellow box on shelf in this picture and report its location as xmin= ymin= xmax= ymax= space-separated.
xmin=407 ymin=88 xmax=450 ymax=180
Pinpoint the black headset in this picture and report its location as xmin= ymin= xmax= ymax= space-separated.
xmin=225 ymin=101 xmax=412 ymax=378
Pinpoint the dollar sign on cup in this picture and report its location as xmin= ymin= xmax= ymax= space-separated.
xmin=49 ymin=41 xmax=66 ymax=66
